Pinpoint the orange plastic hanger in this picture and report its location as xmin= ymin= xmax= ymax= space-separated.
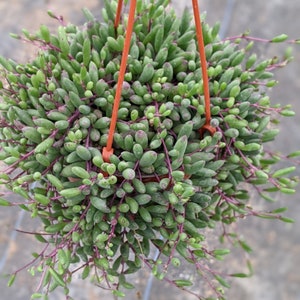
xmin=102 ymin=0 xmax=137 ymax=162
xmin=102 ymin=0 xmax=215 ymax=163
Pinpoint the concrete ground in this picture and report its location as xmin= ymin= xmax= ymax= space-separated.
xmin=0 ymin=1 xmax=300 ymax=299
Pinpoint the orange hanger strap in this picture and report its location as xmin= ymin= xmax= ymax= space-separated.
xmin=114 ymin=0 xmax=123 ymax=29
xmin=102 ymin=0 xmax=137 ymax=163
xmin=192 ymin=0 xmax=216 ymax=136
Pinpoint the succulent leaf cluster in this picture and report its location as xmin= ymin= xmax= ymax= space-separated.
xmin=0 ymin=0 xmax=298 ymax=299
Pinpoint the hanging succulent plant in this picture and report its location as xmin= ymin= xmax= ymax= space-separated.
xmin=0 ymin=0 xmax=298 ymax=299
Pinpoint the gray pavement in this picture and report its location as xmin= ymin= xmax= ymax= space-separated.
xmin=0 ymin=1 xmax=299 ymax=299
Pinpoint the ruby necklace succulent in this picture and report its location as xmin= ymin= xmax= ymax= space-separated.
xmin=0 ymin=0 xmax=299 ymax=299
